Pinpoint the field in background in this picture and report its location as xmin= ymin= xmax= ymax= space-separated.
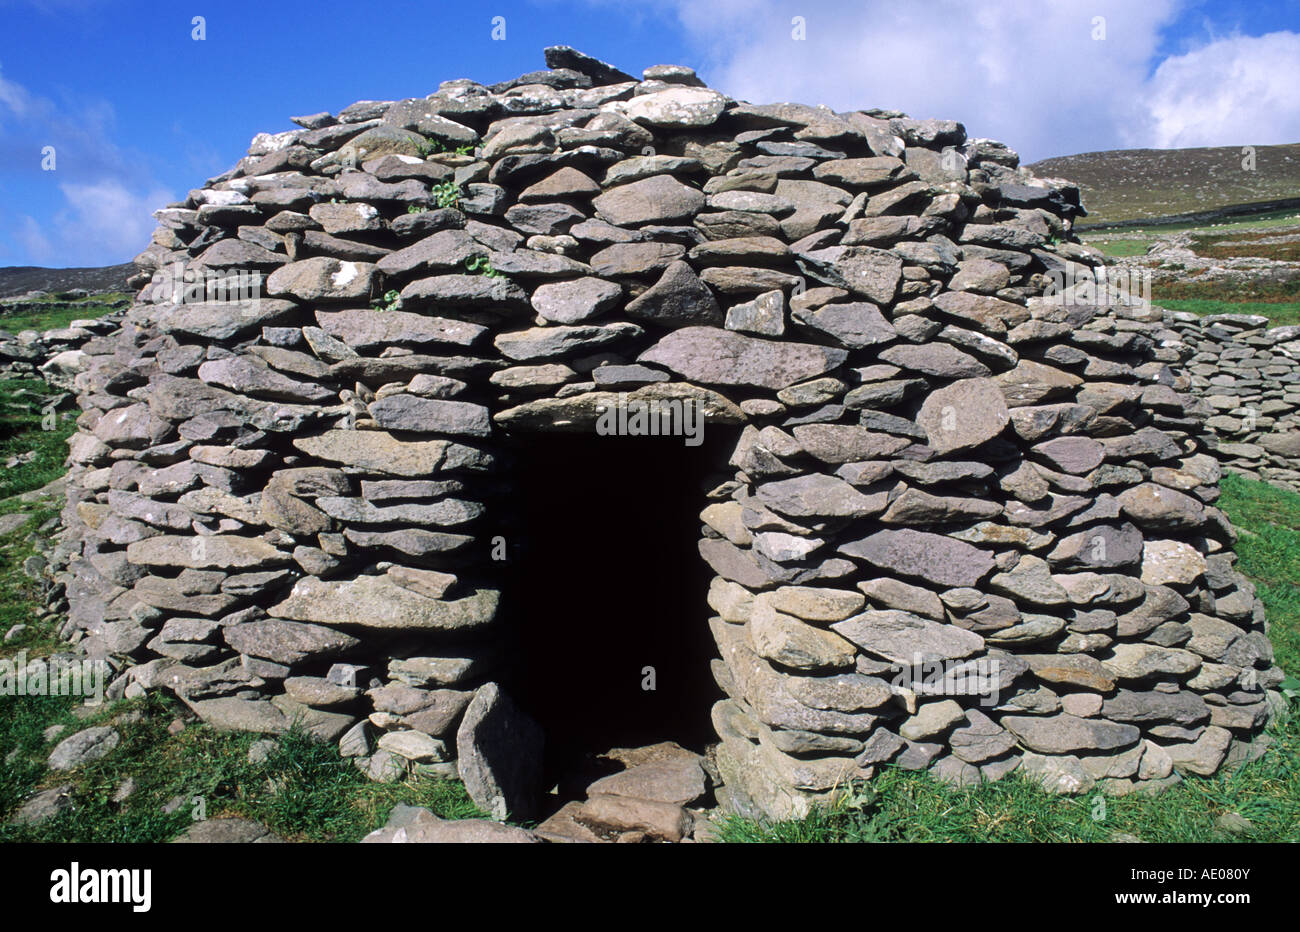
xmin=1028 ymin=143 xmax=1300 ymax=227
xmin=0 ymin=292 xmax=130 ymax=334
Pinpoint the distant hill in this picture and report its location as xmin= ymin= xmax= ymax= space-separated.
xmin=0 ymin=263 xmax=137 ymax=300
xmin=1028 ymin=143 xmax=1300 ymax=228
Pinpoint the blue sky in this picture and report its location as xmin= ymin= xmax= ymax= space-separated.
xmin=1 ymin=0 xmax=1298 ymax=268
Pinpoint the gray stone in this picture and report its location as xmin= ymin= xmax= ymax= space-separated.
xmin=639 ymin=326 xmax=846 ymax=390
xmin=47 ymin=726 xmax=120 ymax=771
xmin=456 ymin=683 xmax=544 ymax=821
xmin=839 ymin=529 xmax=995 ymax=587
xmin=831 ymin=610 xmax=985 ymax=664
xmin=917 ymin=377 xmax=1010 ymax=454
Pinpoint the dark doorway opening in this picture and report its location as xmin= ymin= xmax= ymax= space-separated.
xmin=502 ymin=428 xmax=733 ymax=792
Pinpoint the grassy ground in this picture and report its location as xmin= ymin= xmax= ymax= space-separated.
xmin=0 ymin=292 xmax=128 ymax=333
xmin=720 ymin=472 xmax=1300 ymax=844
xmin=0 ymin=378 xmax=78 ymax=500
xmin=0 ymin=691 xmax=485 ymax=843
xmin=1157 ymin=299 xmax=1300 ymax=327
xmin=1079 ymin=213 xmax=1300 ymax=316
xmin=1082 ymin=208 xmax=1300 ymax=243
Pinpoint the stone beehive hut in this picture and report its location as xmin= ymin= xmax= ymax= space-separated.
xmin=56 ymin=46 xmax=1283 ymax=822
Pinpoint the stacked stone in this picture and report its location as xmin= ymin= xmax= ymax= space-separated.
xmin=0 ymin=310 xmax=125 ymax=387
xmin=53 ymin=46 xmax=1282 ymax=822
xmin=1166 ymin=311 xmax=1300 ymax=492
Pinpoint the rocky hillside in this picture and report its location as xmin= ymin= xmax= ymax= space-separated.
xmin=1029 ymin=143 xmax=1300 ymax=228
xmin=0 ymin=264 xmax=137 ymax=300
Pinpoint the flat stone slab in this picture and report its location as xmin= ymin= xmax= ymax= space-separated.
xmin=639 ymin=326 xmax=847 ymax=390
xmin=172 ymin=817 xmax=285 ymax=843
xmin=270 ymin=576 xmax=499 ymax=632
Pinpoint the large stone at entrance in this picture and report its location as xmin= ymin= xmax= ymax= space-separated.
xmin=456 ymin=683 xmax=544 ymax=821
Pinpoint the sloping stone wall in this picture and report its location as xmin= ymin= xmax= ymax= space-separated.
xmin=1165 ymin=311 xmax=1300 ymax=493
xmin=53 ymin=46 xmax=1283 ymax=821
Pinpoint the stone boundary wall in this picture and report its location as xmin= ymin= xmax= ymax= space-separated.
xmin=1163 ymin=310 xmax=1300 ymax=493
xmin=46 ymin=46 xmax=1283 ymax=821
xmin=0 ymin=310 xmax=125 ymax=387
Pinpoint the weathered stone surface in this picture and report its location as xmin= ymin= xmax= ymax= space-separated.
xmin=593 ymin=175 xmax=705 ymax=226
xmin=1141 ymin=540 xmax=1207 ymax=586
xmin=368 ymin=396 xmax=492 ymax=437
xmin=267 ymin=257 xmax=375 ymax=301
xmin=639 ymin=326 xmax=846 ymax=389
xmin=126 ymin=535 xmax=291 ymax=570
xmin=157 ymin=300 xmax=297 ymax=341
xmin=315 ymin=309 xmax=486 ymax=349
xmin=917 ymin=378 xmax=1010 ymax=454
xmin=831 ymin=610 xmax=985 ymax=663
xmin=224 ymin=619 xmax=359 ymax=666
xmin=625 ymin=261 xmax=722 ymax=325
xmin=1020 ymin=653 xmax=1115 ymax=692
xmin=456 ymin=683 xmax=544 ymax=821
xmin=293 ymin=431 xmax=488 ymax=477
xmin=839 ymin=529 xmax=995 ymax=587
xmin=619 ymin=86 xmax=728 ymax=127
xmin=530 ymin=277 xmax=623 ymax=323
xmin=496 ymin=322 xmax=642 ymax=361
xmin=270 ymin=576 xmax=499 ymax=632
xmin=755 ymin=474 xmax=882 ymax=518
xmin=48 ymin=727 xmax=120 ymax=771
xmin=1002 ymin=713 xmax=1139 ymax=754
xmin=794 ymin=301 xmax=896 ymax=349
xmin=1101 ymin=643 xmax=1202 ymax=680
xmin=750 ymin=598 xmax=857 ymax=671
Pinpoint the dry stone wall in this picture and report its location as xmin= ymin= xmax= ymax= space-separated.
xmin=52 ymin=46 xmax=1284 ymax=821
xmin=1166 ymin=311 xmax=1300 ymax=492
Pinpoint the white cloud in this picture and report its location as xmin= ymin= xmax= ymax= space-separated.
xmin=49 ymin=180 xmax=173 ymax=266
xmin=0 ymin=68 xmax=31 ymax=119
xmin=625 ymin=0 xmax=1300 ymax=161
xmin=13 ymin=180 xmax=172 ymax=267
xmin=0 ymin=62 xmax=174 ymax=266
xmin=639 ymin=0 xmax=1182 ymax=161
xmin=1141 ymin=31 xmax=1300 ymax=149
xmin=15 ymin=216 xmax=53 ymax=262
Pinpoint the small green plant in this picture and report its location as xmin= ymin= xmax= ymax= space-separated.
xmin=431 ymin=181 xmax=462 ymax=210
xmin=370 ymin=289 xmax=401 ymax=312
xmin=419 ymin=138 xmax=476 ymax=158
xmin=406 ymin=204 xmax=428 ymax=215
xmin=464 ymin=256 xmax=503 ymax=279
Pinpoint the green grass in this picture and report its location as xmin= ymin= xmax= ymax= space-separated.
xmin=1156 ymin=299 xmax=1300 ymax=327
xmin=722 ymin=471 xmax=1300 ymax=844
xmin=1219 ymin=472 xmax=1300 ymax=674
xmin=0 ymin=691 xmax=486 ymax=843
xmin=1080 ymin=209 xmax=1300 ymax=239
xmin=0 ymin=379 xmax=78 ymax=501
xmin=1092 ymin=239 xmax=1153 ymax=258
xmin=0 ymin=292 xmax=128 ymax=334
